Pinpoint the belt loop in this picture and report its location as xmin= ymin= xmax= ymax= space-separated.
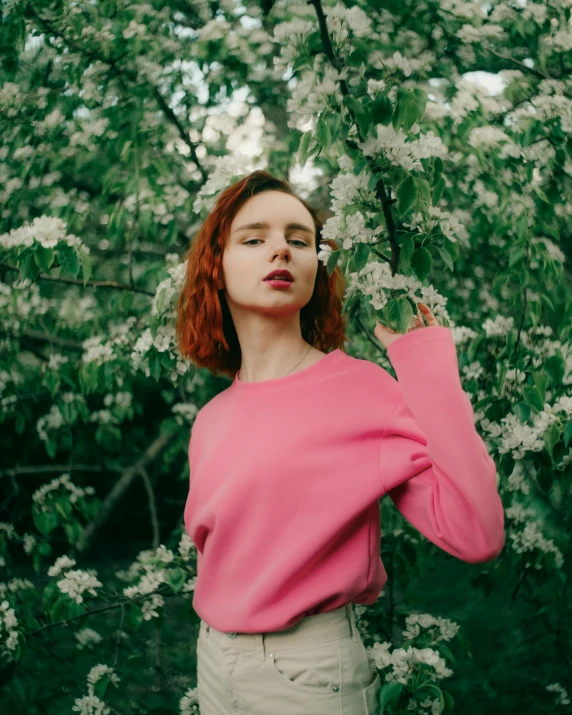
xmin=347 ymin=603 xmax=358 ymax=642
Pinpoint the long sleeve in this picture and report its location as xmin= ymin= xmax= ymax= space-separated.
xmin=380 ymin=326 xmax=505 ymax=564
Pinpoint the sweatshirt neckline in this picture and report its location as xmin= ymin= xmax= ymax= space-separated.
xmin=231 ymin=349 xmax=345 ymax=396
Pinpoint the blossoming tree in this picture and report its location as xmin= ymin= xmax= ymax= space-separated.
xmin=0 ymin=0 xmax=571 ymax=713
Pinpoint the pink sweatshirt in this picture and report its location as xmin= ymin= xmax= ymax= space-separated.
xmin=184 ymin=326 xmax=505 ymax=633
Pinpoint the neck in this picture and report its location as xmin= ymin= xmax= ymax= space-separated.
xmin=239 ymin=341 xmax=313 ymax=383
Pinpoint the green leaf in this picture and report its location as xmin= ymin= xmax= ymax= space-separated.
xmin=508 ymin=245 xmax=526 ymax=267
xmin=391 ymin=87 xmax=408 ymax=131
xmin=21 ymin=252 xmax=41 ymax=282
xmin=58 ymin=246 xmax=80 ymax=277
xmin=315 ymin=114 xmax=332 ymax=151
xmin=297 ymin=131 xmax=313 ymax=165
xmin=33 ymin=508 xmax=59 ymax=536
xmin=123 ymin=603 xmax=144 ymax=632
xmin=544 ymin=352 xmax=565 ymax=386
xmin=379 ymin=681 xmax=403 ymax=711
xmin=149 ymin=351 xmax=162 ymax=382
xmin=79 ymin=249 xmax=92 ymax=286
xmin=343 ymin=94 xmax=366 ymax=117
xmin=411 ymin=246 xmax=432 ymax=280
xmin=167 ymin=567 xmax=187 ymax=593
xmin=34 ymin=245 xmax=55 ymax=273
xmin=537 ymin=464 xmax=553 ymax=491
xmin=354 ymin=242 xmax=371 ymax=273
xmin=398 ymin=236 xmax=414 ymax=271
xmin=437 ymin=245 xmax=454 ymax=273
xmin=326 ymin=249 xmax=340 ymax=277
xmin=522 ymin=385 xmax=544 ymax=412
xmin=432 ymin=176 xmax=445 ymax=206
xmin=49 ymin=598 xmax=69 ymax=623
xmin=385 ymin=297 xmax=414 ymax=334
xmin=396 ymin=175 xmax=417 ymax=215
xmin=372 ymin=96 xmax=393 ymax=125
xmin=432 ymin=156 xmax=444 ymax=185
xmin=543 ymin=423 xmax=561 ymax=458
xmin=563 ymin=422 xmax=572 ymax=447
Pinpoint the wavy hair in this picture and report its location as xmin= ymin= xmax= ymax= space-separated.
xmin=176 ymin=170 xmax=348 ymax=380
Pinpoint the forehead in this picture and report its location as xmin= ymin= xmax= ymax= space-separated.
xmin=230 ymin=191 xmax=314 ymax=232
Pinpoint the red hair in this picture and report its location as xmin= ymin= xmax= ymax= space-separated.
xmin=176 ymin=170 xmax=348 ymax=380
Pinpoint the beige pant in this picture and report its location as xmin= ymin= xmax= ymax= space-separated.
xmin=196 ymin=603 xmax=381 ymax=714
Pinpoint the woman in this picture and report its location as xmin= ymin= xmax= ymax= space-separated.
xmin=176 ymin=170 xmax=505 ymax=715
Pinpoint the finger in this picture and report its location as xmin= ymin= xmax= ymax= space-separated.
xmin=417 ymin=302 xmax=439 ymax=326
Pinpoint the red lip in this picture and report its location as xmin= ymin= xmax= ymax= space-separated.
xmin=264 ymin=270 xmax=294 ymax=281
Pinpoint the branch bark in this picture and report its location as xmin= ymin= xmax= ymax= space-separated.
xmin=73 ymin=429 xmax=179 ymax=554
xmin=306 ymin=0 xmax=401 ymax=275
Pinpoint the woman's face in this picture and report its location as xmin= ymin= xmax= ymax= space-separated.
xmin=219 ymin=191 xmax=319 ymax=319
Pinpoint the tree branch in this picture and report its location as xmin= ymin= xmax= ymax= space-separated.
xmin=73 ymin=429 xmax=180 ymax=554
xmin=306 ymin=0 xmax=401 ymax=275
xmin=0 ymin=464 xmax=122 ymax=479
xmin=0 ymin=261 xmax=155 ymax=296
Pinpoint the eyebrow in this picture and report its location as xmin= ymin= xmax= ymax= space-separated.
xmin=232 ymin=221 xmax=315 ymax=237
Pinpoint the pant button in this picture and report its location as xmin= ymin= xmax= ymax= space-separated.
xmin=226 ymin=632 xmax=238 ymax=639
xmin=332 ymin=685 xmax=339 ymax=692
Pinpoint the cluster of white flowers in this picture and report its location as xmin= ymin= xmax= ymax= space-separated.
xmin=377 ymin=50 xmax=411 ymax=77
xmin=197 ymin=17 xmax=231 ymax=42
xmin=546 ymin=682 xmax=570 ymax=707
xmin=103 ymin=391 xmax=132 ymax=409
xmin=323 ymin=4 xmax=372 ymax=49
xmin=509 ymin=519 xmax=565 ymax=569
xmin=505 ymin=502 xmax=536 ymax=525
xmin=48 ymin=555 xmax=77 ymax=578
xmin=151 ymin=259 xmax=188 ymax=317
xmin=402 ymin=613 xmax=460 ymax=643
xmin=0 ymin=216 xmax=87 ymax=253
xmin=0 ymin=523 xmax=17 ymax=542
xmin=57 ymin=568 xmax=103 ymax=605
xmin=75 ymin=627 xmax=103 ymax=650
xmin=172 ymin=402 xmax=199 ymax=425
xmin=357 ymin=125 xmax=445 ymax=171
xmin=192 ymin=154 xmax=265 ymax=216
xmin=0 ymin=598 xmax=19 ymax=656
xmin=58 ymin=293 xmax=98 ymax=328
xmin=368 ymin=641 xmax=453 ymax=685
xmin=344 ymin=258 xmax=450 ymax=328
xmin=272 ymin=17 xmax=315 ymax=73
xmin=72 ymin=664 xmax=120 ymax=715
xmin=81 ymin=336 xmax=115 ymax=365
xmin=89 ymin=409 xmax=119 ymax=425
xmin=122 ymin=19 xmax=147 ymax=39
xmin=456 ymin=22 xmax=505 ymax=44
xmin=286 ymin=59 xmax=348 ymax=130
xmin=403 ymin=206 xmax=463 ymax=244
xmin=0 ymin=579 xmax=34 ymax=600
xmin=46 ymin=352 xmax=69 ymax=372
xmin=505 ymin=462 xmax=531 ymax=495
xmin=32 ymin=473 xmax=95 ymax=511
xmin=482 ymin=314 xmax=515 ymax=338
xmin=179 ymin=686 xmax=200 ymax=715
xmin=123 ymin=566 xmax=168 ymax=598
xmin=36 ymin=404 xmax=65 ymax=443
xmin=141 ymin=592 xmax=165 ymax=621
xmin=130 ymin=323 xmax=191 ymax=381
xmin=178 ymin=532 xmax=196 ymax=561
xmin=22 ymin=532 xmax=36 ymax=555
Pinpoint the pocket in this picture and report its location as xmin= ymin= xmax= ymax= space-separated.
xmin=268 ymin=638 xmax=342 ymax=696
xmin=363 ymin=670 xmax=381 ymax=715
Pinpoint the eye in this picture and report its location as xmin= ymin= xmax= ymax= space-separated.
xmin=244 ymin=239 xmax=307 ymax=246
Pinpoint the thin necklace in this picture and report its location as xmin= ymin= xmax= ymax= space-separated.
xmin=239 ymin=344 xmax=312 ymax=382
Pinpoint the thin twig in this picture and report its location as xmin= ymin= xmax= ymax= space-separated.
xmin=74 ymin=429 xmax=179 ymax=554
xmin=0 ymin=261 xmax=155 ymax=296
